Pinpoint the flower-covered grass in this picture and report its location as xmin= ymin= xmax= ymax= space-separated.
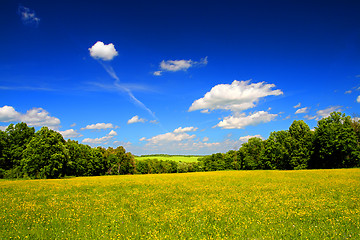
xmin=1 ymin=169 xmax=359 ymax=239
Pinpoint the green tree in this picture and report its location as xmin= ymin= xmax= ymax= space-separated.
xmin=310 ymin=112 xmax=360 ymax=168
xmin=263 ymin=131 xmax=292 ymax=170
xmin=239 ymin=137 xmax=265 ymax=170
xmin=5 ymin=123 xmax=35 ymax=170
xmin=22 ymin=127 xmax=69 ymax=178
xmin=288 ymin=120 xmax=313 ymax=169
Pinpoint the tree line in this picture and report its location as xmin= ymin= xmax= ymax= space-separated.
xmin=0 ymin=111 xmax=359 ymax=179
xmin=198 ymin=112 xmax=360 ymax=171
xmin=0 ymin=123 xmax=200 ymax=179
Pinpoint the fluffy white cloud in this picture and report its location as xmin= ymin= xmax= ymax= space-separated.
xmin=21 ymin=108 xmax=60 ymax=128
xmin=173 ymin=126 xmax=198 ymax=133
xmin=81 ymin=123 xmax=114 ymax=130
xmin=127 ymin=115 xmax=146 ymax=124
xmin=0 ymin=106 xmax=21 ymax=122
xmin=215 ymin=111 xmax=278 ymax=129
xmin=82 ymin=130 xmax=117 ymax=144
xmin=189 ymin=80 xmax=283 ymax=112
xmin=18 ymin=5 xmax=40 ymax=27
xmin=154 ymin=57 xmax=207 ymax=76
xmin=293 ymin=103 xmax=301 ymax=108
xmin=357 ymin=96 xmax=360 ymax=103
xmin=0 ymin=106 xmax=60 ymax=129
xmin=89 ymin=41 xmax=118 ymax=61
xmin=295 ymin=107 xmax=309 ymax=114
xmin=0 ymin=126 xmax=8 ymax=131
xmin=58 ymin=129 xmax=83 ymax=138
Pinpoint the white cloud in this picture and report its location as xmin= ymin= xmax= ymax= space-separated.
xmin=215 ymin=111 xmax=278 ymax=129
xmin=81 ymin=123 xmax=114 ymax=130
xmin=345 ymin=90 xmax=352 ymax=94
xmin=82 ymin=130 xmax=117 ymax=145
xmin=173 ymin=126 xmax=198 ymax=133
xmin=89 ymin=41 xmax=118 ymax=61
xmin=145 ymin=132 xmax=196 ymax=145
xmin=141 ymin=127 xmax=198 ymax=145
xmin=189 ymin=80 xmax=283 ymax=112
xmin=109 ymin=130 xmax=117 ymax=136
xmin=17 ymin=5 xmax=40 ymax=27
xmin=127 ymin=115 xmax=146 ymax=124
xmin=295 ymin=107 xmax=309 ymax=114
xmin=0 ymin=106 xmax=21 ymax=122
xmin=304 ymin=115 xmax=317 ymax=120
xmin=153 ymin=71 xmax=162 ymax=76
xmin=21 ymin=108 xmax=60 ymax=128
xmin=160 ymin=59 xmax=192 ymax=72
xmin=154 ymin=57 xmax=207 ymax=75
xmin=0 ymin=126 xmax=8 ymax=131
xmin=239 ymin=135 xmax=264 ymax=142
xmin=293 ymin=103 xmax=301 ymax=108
xmin=202 ymin=137 xmax=209 ymax=142
xmin=0 ymin=106 xmax=61 ymax=129
xmin=316 ymin=106 xmax=342 ymax=119
xmin=58 ymin=129 xmax=83 ymax=138
xmin=357 ymin=96 xmax=360 ymax=103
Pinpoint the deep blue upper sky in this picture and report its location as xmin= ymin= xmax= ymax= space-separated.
xmin=1 ymin=0 xmax=359 ymax=155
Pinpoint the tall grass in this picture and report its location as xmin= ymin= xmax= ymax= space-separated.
xmin=1 ymin=169 xmax=359 ymax=239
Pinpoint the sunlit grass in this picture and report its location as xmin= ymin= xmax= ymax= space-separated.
xmin=1 ymin=169 xmax=359 ymax=239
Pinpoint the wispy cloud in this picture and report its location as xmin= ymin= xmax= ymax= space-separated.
xmin=293 ymin=103 xmax=301 ymax=108
xmin=295 ymin=107 xmax=309 ymax=114
xmin=154 ymin=56 xmax=207 ymax=76
xmin=89 ymin=41 xmax=158 ymax=120
xmin=17 ymin=5 xmax=40 ymax=27
xmin=81 ymin=123 xmax=115 ymax=130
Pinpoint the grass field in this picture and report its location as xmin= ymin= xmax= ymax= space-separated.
xmin=135 ymin=155 xmax=201 ymax=163
xmin=1 ymin=169 xmax=359 ymax=239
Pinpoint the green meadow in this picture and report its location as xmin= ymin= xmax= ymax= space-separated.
xmin=1 ymin=169 xmax=359 ymax=239
xmin=135 ymin=155 xmax=201 ymax=163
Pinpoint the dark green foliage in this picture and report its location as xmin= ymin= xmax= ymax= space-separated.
xmin=3 ymin=123 xmax=35 ymax=170
xmin=263 ymin=130 xmax=292 ymax=170
xmin=239 ymin=137 xmax=265 ymax=170
xmin=289 ymin=120 xmax=313 ymax=169
xmin=22 ymin=127 xmax=69 ymax=179
xmin=310 ymin=112 xmax=360 ymax=169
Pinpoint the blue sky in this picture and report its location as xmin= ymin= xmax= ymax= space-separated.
xmin=1 ymin=0 xmax=360 ymax=155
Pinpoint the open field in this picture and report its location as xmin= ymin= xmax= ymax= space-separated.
xmin=1 ymin=169 xmax=359 ymax=239
xmin=135 ymin=155 xmax=201 ymax=163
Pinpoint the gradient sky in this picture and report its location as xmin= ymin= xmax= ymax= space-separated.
xmin=1 ymin=0 xmax=360 ymax=155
